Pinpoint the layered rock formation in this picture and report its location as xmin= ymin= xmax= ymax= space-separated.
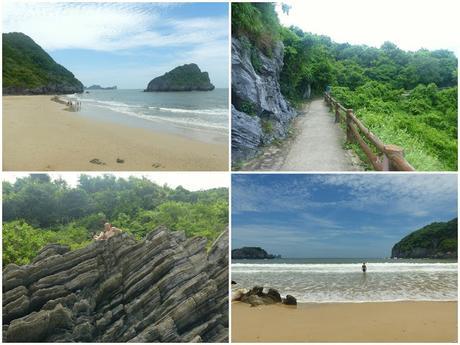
xmin=231 ymin=247 xmax=279 ymax=260
xmin=145 ymin=64 xmax=215 ymax=92
xmin=2 ymin=227 xmax=228 ymax=342
xmin=3 ymin=32 xmax=84 ymax=95
xmin=231 ymin=37 xmax=296 ymax=163
xmin=391 ymin=218 xmax=457 ymax=259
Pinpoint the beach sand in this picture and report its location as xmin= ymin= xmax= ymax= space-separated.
xmin=232 ymin=301 xmax=458 ymax=342
xmin=3 ymin=95 xmax=228 ymax=171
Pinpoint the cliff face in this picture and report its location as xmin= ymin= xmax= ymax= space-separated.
xmin=391 ymin=218 xmax=457 ymax=259
xmin=231 ymin=37 xmax=296 ymax=163
xmin=2 ymin=227 xmax=228 ymax=342
xmin=232 ymin=247 xmax=278 ymax=260
xmin=3 ymin=32 xmax=84 ymax=95
xmin=145 ymin=64 xmax=215 ymax=92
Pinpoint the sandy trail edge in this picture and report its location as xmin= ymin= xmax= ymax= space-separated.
xmin=3 ymin=95 xmax=228 ymax=171
xmin=232 ymin=301 xmax=458 ymax=342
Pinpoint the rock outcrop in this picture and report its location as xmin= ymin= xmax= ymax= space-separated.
xmin=3 ymin=32 xmax=84 ymax=95
xmin=85 ymin=85 xmax=117 ymax=90
xmin=232 ymin=247 xmax=279 ymax=260
xmin=145 ymin=64 xmax=215 ymax=92
xmin=2 ymin=227 xmax=228 ymax=342
xmin=232 ymin=286 xmax=296 ymax=307
xmin=391 ymin=218 xmax=457 ymax=259
xmin=231 ymin=37 xmax=296 ymax=163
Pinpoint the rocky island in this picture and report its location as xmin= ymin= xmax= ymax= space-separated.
xmin=2 ymin=226 xmax=228 ymax=342
xmin=85 ymin=85 xmax=117 ymax=90
xmin=145 ymin=63 xmax=215 ymax=92
xmin=232 ymin=247 xmax=279 ymax=260
xmin=391 ymin=218 xmax=457 ymax=259
xmin=3 ymin=32 xmax=83 ymax=95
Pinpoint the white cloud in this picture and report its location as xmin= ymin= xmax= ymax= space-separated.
xmin=278 ymin=0 xmax=460 ymax=56
xmin=3 ymin=2 xmax=228 ymax=52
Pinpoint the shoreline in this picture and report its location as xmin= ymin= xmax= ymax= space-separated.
xmin=232 ymin=300 xmax=458 ymax=342
xmin=3 ymin=95 xmax=228 ymax=171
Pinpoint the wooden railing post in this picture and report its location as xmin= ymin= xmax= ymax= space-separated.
xmin=383 ymin=144 xmax=404 ymax=171
xmin=334 ymin=103 xmax=340 ymax=123
xmin=346 ymin=109 xmax=354 ymax=142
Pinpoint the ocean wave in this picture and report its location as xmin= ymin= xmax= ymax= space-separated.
xmin=151 ymin=106 xmax=228 ymax=116
xmin=232 ymin=262 xmax=458 ymax=273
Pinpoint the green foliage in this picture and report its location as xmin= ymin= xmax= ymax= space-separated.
xmin=231 ymin=2 xmax=280 ymax=56
xmin=239 ymin=100 xmax=257 ymax=116
xmin=3 ymin=32 xmax=83 ymax=91
xmin=3 ymin=174 xmax=228 ymax=266
xmin=331 ymin=83 xmax=457 ymax=170
xmin=261 ymin=119 xmax=274 ymax=134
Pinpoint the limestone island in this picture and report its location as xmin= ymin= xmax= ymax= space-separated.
xmin=85 ymin=85 xmax=117 ymax=90
xmin=232 ymin=247 xmax=280 ymax=259
xmin=145 ymin=63 xmax=215 ymax=92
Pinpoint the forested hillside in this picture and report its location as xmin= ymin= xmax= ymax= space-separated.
xmin=232 ymin=3 xmax=458 ymax=170
xmin=2 ymin=174 xmax=228 ymax=266
xmin=3 ymin=32 xmax=83 ymax=94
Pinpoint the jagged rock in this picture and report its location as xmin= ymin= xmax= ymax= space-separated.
xmin=237 ymin=286 xmax=296 ymax=307
xmin=145 ymin=64 xmax=215 ymax=92
xmin=2 ymin=227 xmax=228 ymax=342
xmin=231 ymin=37 xmax=296 ymax=163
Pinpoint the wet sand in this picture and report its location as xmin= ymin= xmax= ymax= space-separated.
xmin=3 ymin=95 xmax=228 ymax=171
xmin=232 ymin=301 xmax=458 ymax=342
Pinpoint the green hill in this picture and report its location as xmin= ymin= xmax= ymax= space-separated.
xmin=3 ymin=32 xmax=83 ymax=95
xmin=391 ymin=218 xmax=457 ymax=258
xmin=145 ymin=63 xmax=215 ymax=91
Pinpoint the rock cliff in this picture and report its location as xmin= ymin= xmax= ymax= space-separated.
xmin=2 ymin=227 xmax=228 ymax=342
xmin=3 ymin=32 xmax=84 ymax=95
xmin=231 ymin=37 xmax=296 ymax=163
xmin=391 ymin=218 xmax=457 ymax=259
xmin=145 ymin=64 xmax=215 ymax=92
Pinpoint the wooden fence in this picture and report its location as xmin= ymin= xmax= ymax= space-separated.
xmin=324 ymin=92 xmax=415 ymax=171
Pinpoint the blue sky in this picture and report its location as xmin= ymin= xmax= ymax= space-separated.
xmin=232 ymin=174 xmax=458 ymax=258
xmin=3 ymin=2 xmax=229 ymax=88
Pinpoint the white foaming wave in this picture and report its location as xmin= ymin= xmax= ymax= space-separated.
xmin=232 ymin=262 xmax=458 ymax=273
xmin=95 ymin=105 xmax=228 ymax=131
xmin=152 ymin=106 xmax=228 ymax=116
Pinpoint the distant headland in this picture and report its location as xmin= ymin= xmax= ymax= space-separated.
xmin=85 ymin=85 xmax=117 ymax=90
xmin=232 ymin=247 xmax=281 ymax=259
xmin=144 ymin=63 xmax=215 ymax=92
xmin=391 ymin=218 xmax=457 ymax=259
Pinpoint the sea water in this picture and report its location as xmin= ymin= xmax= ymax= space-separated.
xmin=232 ymin=258 xmax=458 ymax=303
xmin=67 ymin=89 xmax=228 ymax=144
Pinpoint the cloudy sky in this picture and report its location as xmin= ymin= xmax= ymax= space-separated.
xmin=3 ymin=1 xmax=229 ymax=88
xmin=278 ymin=0 xmax=460 ymax=56
xmin=232 ymin=174 xmax=458 ymax=258
xmin=3 ymin=172 xmax=229 ymax=191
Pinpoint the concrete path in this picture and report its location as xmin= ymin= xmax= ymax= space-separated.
xmin=281 ymin=99 xmax=361 ymax=171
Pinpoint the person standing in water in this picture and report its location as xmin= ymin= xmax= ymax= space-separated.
xmin=362 ymin=262 xmax=367 ymax=273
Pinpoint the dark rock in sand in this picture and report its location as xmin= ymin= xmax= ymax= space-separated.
xmin=283 ymin=295 xmax=297 ymax=305
xmin=2 ymin=227 xmax=228 ymax=342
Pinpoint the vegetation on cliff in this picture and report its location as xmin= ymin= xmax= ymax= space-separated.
xmin=232 ymin=247 xmax=279 ymax=259
xmin=145 ymin=63 xmax=215 ymax=92
xmin=2 ymin=174 xmax=228 ymax=266
xmin=3 ymin=32 xmax=83 ymax=94
xmin=231 ymin=3 xmax=458 ymax=171
xmin=391 ymin=218 xmax=457 ymax=259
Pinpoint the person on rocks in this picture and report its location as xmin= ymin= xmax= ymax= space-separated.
xmin=362 ymin=262 xmax=367 ymax=273
xmin=93 ymin=223 xmax=123 ymax=241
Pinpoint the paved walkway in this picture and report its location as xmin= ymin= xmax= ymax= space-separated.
xmin=281 ymin=99 xmax=361 ymax=171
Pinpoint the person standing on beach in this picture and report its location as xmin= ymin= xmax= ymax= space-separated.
xmin=362 ymin=262 xmax=367 ymax=273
